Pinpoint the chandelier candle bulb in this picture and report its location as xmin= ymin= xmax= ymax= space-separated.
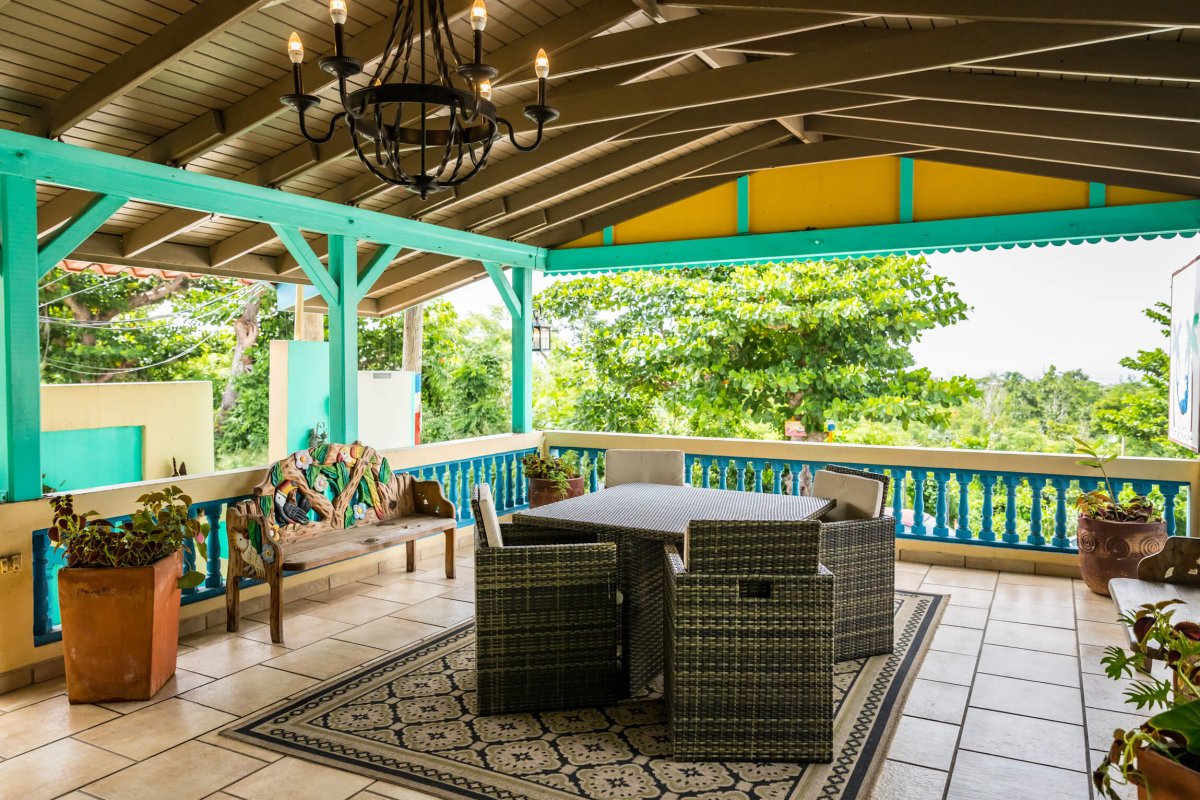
xmin=330 ymin=0 xmax=349 ymax=25
xmin=479 ymin=80 xmax=492 ymax=100
xmin=470 ymin=0 xmax=487 ymax=31
xmin=287 ymin=32 xmax=304 ymax=65
xmin=535 ymin=48 xmax=549 ymax=79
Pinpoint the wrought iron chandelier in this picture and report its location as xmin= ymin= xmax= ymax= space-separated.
xmin=283 ymin=0 xmax=558 ymax=199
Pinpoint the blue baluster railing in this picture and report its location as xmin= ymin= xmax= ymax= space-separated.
xmin=954 ymin=471 xmax=972 ymax=540
xmin=1028 ymin=479 xmax=1045 ymax=547
xmin=932 ymin=471 xmax=950 ymax=537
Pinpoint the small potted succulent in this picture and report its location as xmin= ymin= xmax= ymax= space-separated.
xmin=51 ymin=486 xmax=208 ymax=703
xmin=1073 ymin=438 xmax=1166 ymax=596
xmin=523 ymin=451 xmax=583 ymax=508
xmin=1094 ymin=600 xmax=1200 ymax=799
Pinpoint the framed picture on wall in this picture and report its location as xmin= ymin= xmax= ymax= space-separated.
xmin=1168 ymin=256 xmax=1200 ymax=451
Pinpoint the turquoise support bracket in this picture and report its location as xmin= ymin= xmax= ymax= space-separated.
xmin=272 ymin=225 xmax=339 ymax=303
xmin=1088 ymin=182 xmax=1106 ymax=208
xmin=0 ymin=175 xmax=43 ymax=502
xmin=899 ymin=157 xmax=914 ymax=224
xmin=483 ymin=260 xmax=533 ymax=432
xmin=736 ymin=175 xmax=750 ymax=235
xmin=483 ymin=261 xmax=523 ymax=320
xmin=357 ymin=243 xmax=403 ymax=292
xmin=37 ymin=193 xmax=128 ymax=276
xmin=545 ymin=199 xmax=1200 ymax=273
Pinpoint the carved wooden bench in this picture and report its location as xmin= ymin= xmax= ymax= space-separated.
xmin=225 ymin=442 xmax=457 ymax=643
xmin=1109 ymin=537 xmax=1200 ymax=669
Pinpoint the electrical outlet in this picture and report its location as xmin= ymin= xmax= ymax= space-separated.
xmin=0 ymin=553 xmax=21 ymax=574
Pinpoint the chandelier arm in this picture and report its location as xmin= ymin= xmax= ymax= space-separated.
xmin=298 ymin=110 xmax=348 ymax=145
xmin=372 ymin=0 xmax=406 ymax=86
xmin=436 ymin=0 xmax=467 ymax=71
xmin=445 ymin=134 xmax=494 ymax=186
xmin=497 ymin=116 xmax=546 ymax=153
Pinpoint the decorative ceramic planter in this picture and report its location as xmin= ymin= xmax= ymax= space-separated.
xmin=58 ymin=550 xmax=182 ymax=703
xmin=1136 ymin=747 xmax=1200 ymax=800
xmin=1076 ymin=515 xmax=1167 ymax=596
xmin=528 ymin=476 xmax=584 ymax=508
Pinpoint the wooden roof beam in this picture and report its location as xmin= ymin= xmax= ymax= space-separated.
xmin=661 ymin=0 xmax=1200 ymax=26
xmin=691 ymin=138 xmax=932 ymax=178
xmin=985 ymin=38 xmax=1200 ymax=82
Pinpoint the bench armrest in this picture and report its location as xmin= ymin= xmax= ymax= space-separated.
xmin=1138 ymin=536 xmax=1200 ymax=584
xmin=413 ymin=479 xmax=456 ymax=519
xmin=477 ymin=540 xmax=617 ymax=594
xmin=501 ymin=523 xmax=602 ymax=547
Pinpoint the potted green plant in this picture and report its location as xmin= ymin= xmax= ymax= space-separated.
xmin=1094 ymin=600 xmax=1200 ymax=799
xmin=523 ymin=451 xmax=584 ymax=508
xmin=50 ymin=486 xmax=208 ymax=703
xmin=1073 ymin=438 xmax=1167 ymax=596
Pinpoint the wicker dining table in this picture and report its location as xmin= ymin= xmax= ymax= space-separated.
xmin=513 ymin=483 xmax=835 ymax=696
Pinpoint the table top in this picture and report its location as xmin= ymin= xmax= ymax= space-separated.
xmin=513 ymin=483 xmax=835 ymax=542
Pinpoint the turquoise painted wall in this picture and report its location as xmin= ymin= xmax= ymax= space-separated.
xmin=287 ymin=341 xmax=332 ymax=454
xmin=41 ymin=426 xmax=144 ymax=492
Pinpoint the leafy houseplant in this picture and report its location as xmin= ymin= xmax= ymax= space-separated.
xmin=1094 ymin=600 xmax=1200 ymax=800
xmin=523 ymin=451 xmax=584 ymax=508
xmin=50 ymin=486 xmax=209 ymax=703
xmin=1073 ymin=437 xmax=1166 ymax=596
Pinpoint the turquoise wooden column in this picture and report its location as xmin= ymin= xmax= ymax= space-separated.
xmin=273 ymin=226 xmax=401 ymax=444
xmin=484 ymin=262 xmax=533 ymax=433
xmin=0 ymin=175 xmax=43 ymax=501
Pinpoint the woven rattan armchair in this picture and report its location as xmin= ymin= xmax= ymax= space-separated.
xmin=471 ymin=486 xmax=620 ymax=715
xmin=664 ymin=519 xmax=833 ymax=762
xmin=817 ymin=465 xmax=895 ymax=661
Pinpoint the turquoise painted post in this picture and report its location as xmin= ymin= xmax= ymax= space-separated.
xmin=954 ymin=472 xmax=972 ymax=540
xmin=602 ymin=226 xmax=614 ymax=246
xmin=1003 ymin=475 xmax=1021 ymax=544
xmin=1163 ymin=484 xmax=1179 ymax=537
xmin=511 ymin=266 xmax=534 ymax=433
xmin=911 ymin=470 xmax=927 ymax=535
xmin=326 ymin=234 xmax=358 ymax=443
xmin=736 ymin=174 xmax=750 ymax=234
xmin=1029 ymin=479 xmax=1045 ymax=547
xmin=891 ymin=470 xmax=905 ymax=534
xmin=735 ymin=460 xmax=746 ymax=491
xmin=0 ymin=174 xmax=43 ymax=501
xmin=1051 ymin=478 xmax=1070 ymax=549
xmin=771 ymin=462 xmax=782 ymax=494
xmin=719 ymin=459 xmax=729 ymax=490
xmin=932 ymin=471 xmax=950 ymax=537
xmin=899 ymin=157 xmax=914 ymax=223
xmin=979 ymin=475 xmax=997 ymax=542
xmin=1089 ymin=182 xmax=1106 ymax=208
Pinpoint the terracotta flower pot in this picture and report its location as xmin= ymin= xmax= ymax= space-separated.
xmin=58 ymin=550 xmax=182 ymax=703
xmin=528 ymin=476 xmax=584 ymax=508
xmin=1077 ymin=515 xmax=1167 ymax=597
xmin=1136 ymin=747 xmax=1200 ymax=800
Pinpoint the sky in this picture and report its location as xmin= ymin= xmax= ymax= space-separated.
xmin=443 ymin=236 xmax=1199 ymax=385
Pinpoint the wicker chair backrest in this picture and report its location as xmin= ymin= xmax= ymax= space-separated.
xmin=686 ymin=519 xmax=821 ymax=575
xmin=823 ymin=465 xmax=890 ymax=517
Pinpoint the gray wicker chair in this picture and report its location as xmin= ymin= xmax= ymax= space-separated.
xmin=471 ymin=485 xmax=620 ymax=715
xmin=816 ymin=465 xmax=895 ymax=661
xmin=664 ymin=519 xmax=833 ymax=762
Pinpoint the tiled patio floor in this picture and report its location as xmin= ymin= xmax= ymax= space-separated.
xmin=0 ymin=557 xmax=1140 ymax=800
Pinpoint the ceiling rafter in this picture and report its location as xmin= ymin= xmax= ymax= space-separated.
xmin=983 ymin=38 xmax=1200 ymax=81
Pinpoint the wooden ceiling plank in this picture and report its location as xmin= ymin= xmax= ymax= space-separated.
xmin=691 ymin=138 xmax=932 ymax=177
xmin=984 ymin=38 xmax=1200 ymax=81
xmin=18 ymin=0 xmax=274 ymax=139
xmin=70 ymin=232 xmax=285 ymax=282
xmin=374 ymin=262 xmax=490 ymax=314
xmin=662 ymin=0 xmax=1200 ymax=26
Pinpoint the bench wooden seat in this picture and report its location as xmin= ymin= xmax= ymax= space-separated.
xmin=225 ymin=441 xmax=457 ymax=643
xmin=1108 ymin=537 xmax=1200 ymax=667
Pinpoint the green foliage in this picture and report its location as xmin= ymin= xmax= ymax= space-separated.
xmin=48 ymin=487 xmax=208 ymax=589
xmin=537 ymin=257 xmax=977 ymax=438
xmin=522 ymin=452 xmax=580 ymax=497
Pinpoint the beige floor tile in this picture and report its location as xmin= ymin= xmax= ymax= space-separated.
xmin=917 ymin=583 xmax=993 ymax=609
xmin=1086 ymin=706 xmax=1146 ymax=748
xmin=181 ymin=621 xmax=267 ymax=649
xmin=983 ymin=620 xmax=1076 ymax=656
xmin=916 ymin=650 xmax=978 ymax=687
xmin=333 ymin=617 xmax=444 ymax=651
xmin=409 ymin=565 xmax=474 ymax=585
xmin=1082 ymin=672 xmax=1142 ymax=714
xmin=358 ymin=569 xmax=419 ymax=587
xmin=177 ymin=638 xmax=289 ymax=680
xmin=931 ymin=625 xmax=983 ymax=656
xmin=98 ymin=669 xmax=214 ymax=714
xmin=242 ymin=614 xmax=353 ymax=649
xmin=84 ymin=741 xmax=263 ymax=800
xmin=902 ymin=679 xmax=969 ymax=725
xmin=0 ymin=738 xmax=131 ymax=800
xmin=246 ymin=600 xmax=328 ymax=624
xmin=868 ymin=760 xmax=948 ymax=800
xmin=1075 ymin=594 xmax=1121 ymax=624
xmin=885 ymin=715 xmax=959 ymax=771
xmin=895 ymin=561 xmax=930 ymax=576
xmin=992 ymin=582 xmax=1074 ymax=609
xmin=224 ymin=756 xmax=373 ymax=800
xmin=969 ymin=673 xmax=1083 ymax=724
xmin=75 ymin=698 xmax=235 ymax=760
xmin=945 ymin=750 xmax=1089 ymax=800
xmin=988 ymin=600 xmax=1076 ymax=629
xmin=438 ymin=586 xmax=475 ymax=603
xmin=265 ymin=639 xmax=388 ymax=680
xmin=361 ymin=580 xmax=449 ymax=606
xmin=197 ymin=730 xmax=283 ymax=763
xmin=0 ymin=677 xmax=66 ymax=712
xmin=996 ymin=572 xmax=1073 ymax=588
xmin=924 ymin=567 xmax=998 ymax=590
xmin=976 ymin=644 xmax=1080 ymax=688
xmin=180 ymin=666 xmax=317 ymax=716
xmin=939 ymin=605 xmax=988 ymax=630
xmin=303 ymin=595 xmax=406 ymax=625
xmin=364 ymin=783 xmax=442 ymax=800
xmin=894 ymin=572 xmax=925 ymax=591
xmin=0 ymin=695 xmax=118 ymax=758
xmin=958 ymin=707 xmax=1086 ymax=772
xmin=1077 ymin=620 xmax=1127 ymax=648
xmin=1079 ymin=643 xmax=1114 ymax=675
xmin=306 ymin=582 xmax=375 ymax=604
xmin=390 ymin=597 xmax=474 ymax=628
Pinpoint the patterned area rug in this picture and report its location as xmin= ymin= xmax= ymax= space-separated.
xmin=225 ymin=591 xmax=943 ymax=800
